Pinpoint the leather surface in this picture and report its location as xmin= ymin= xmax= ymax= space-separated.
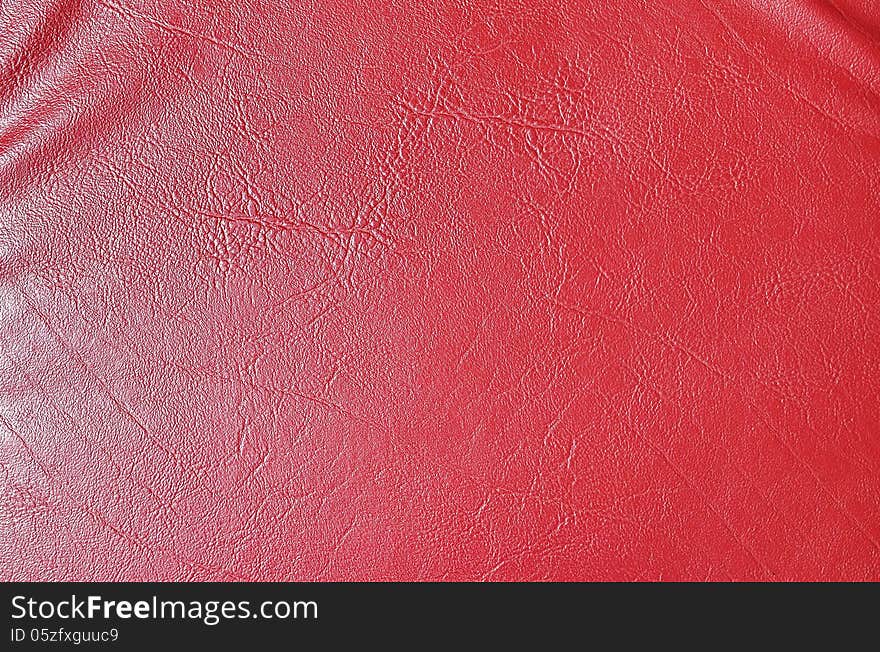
xmin=1 ymin=0 xmax=879 ymax=581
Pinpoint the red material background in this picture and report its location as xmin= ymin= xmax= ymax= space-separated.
xmin=1 ymin=0 xmax=879 ymax=581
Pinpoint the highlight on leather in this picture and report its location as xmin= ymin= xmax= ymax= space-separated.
xmin=1 ymin=0 xmax=878 ymax=581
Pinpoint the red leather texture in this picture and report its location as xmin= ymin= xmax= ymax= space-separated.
xmin=2 ymin=0 xmax=879 ymax=582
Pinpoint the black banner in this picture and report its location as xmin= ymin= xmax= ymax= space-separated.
xmin=1 ymin=582 xmax=875 ymax=647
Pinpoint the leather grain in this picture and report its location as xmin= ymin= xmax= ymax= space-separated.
xmin=1 ymin=0 xmax=879 ymax=581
